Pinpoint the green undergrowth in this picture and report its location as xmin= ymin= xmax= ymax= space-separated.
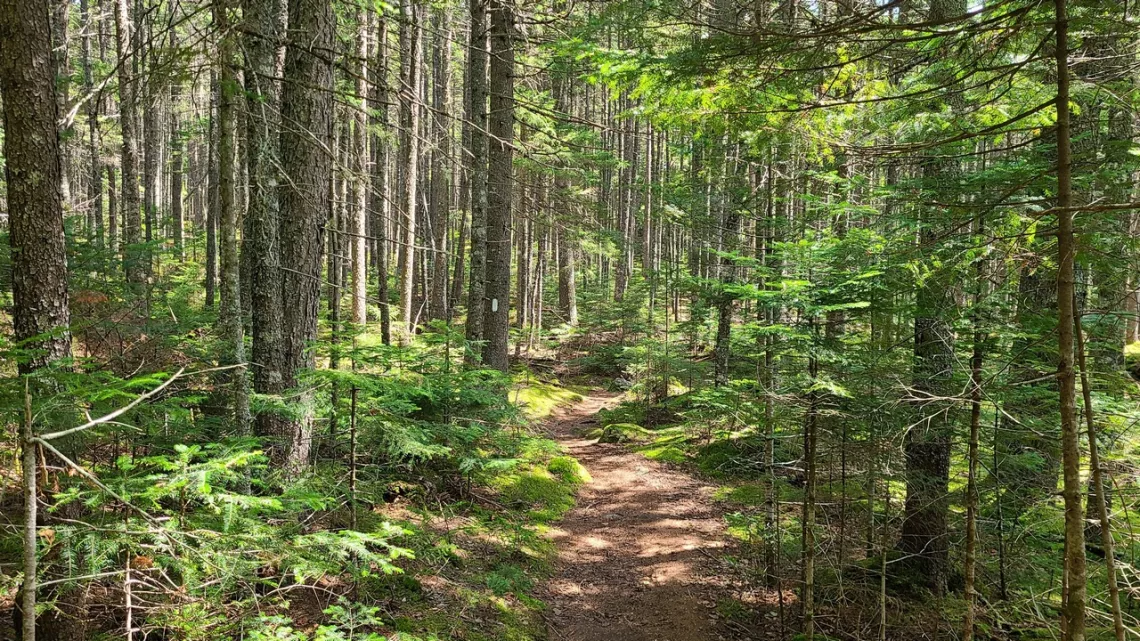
xmin=347 ymin=374 xmax=588 ymax=641
xmin=0 ymin=340 xmax=591 ymax=641
xmin=511 ymin=369 xmax=587 ymax=421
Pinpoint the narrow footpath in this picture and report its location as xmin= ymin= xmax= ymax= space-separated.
xmin=542 ymin=392 xmax=738 ymax=641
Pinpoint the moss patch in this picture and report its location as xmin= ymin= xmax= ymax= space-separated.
xmin=594 ymin=422 xmax=653 ymax=443
xmin=512 ymin=376 xmax=584 ymax=421
xmin=547 ymin=455 xmax=592 ymax=485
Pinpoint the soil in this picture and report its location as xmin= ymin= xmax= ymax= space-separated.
xmin=542 ymin=391 xmax=741 ymax=641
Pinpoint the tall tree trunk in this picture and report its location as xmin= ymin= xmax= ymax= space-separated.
xmin=552 ymin=76 xmax=577 ymax=326
xmin=397 ymin=0 xmax=424 ymax=334
xmin=1075 ymin=297 xmax=1125 ymax=641
xmin=450 ymin=209 xmax=468 ymax=317
xmin=244 ymin=0 xmax=286 ymax=441
xmin=169 ymin=63 xmax=184 ymax=260
xmin=214 ymin=0 xmax=251 ymax=437
xmin=370 ymin=12 xmax=392 ymax=344
xmin=713 ymin=147 xmax=739 ymax=387
xmin=557 ymin=226 xmax=578 ymax=326
xmin=428 ymin=6 xmax=452 ymax=322
xmin=206 ymin=71 xmax=219 ymax=308
xmin=143 ymin=44 xmax=159 ymax=253
xmin=107 ymin=165 xmax=119 ymax=253
xmin=762 ymin=151 xmax=780 ymax=588
xmin=328 ymin=125 xmax=346 ymax=444
xmin=1054 ymin=0 xmax=1086 ymax=636
xmin=350 ymin=6 xmax=369 ymax=326
xmin=897 ymin=0 xmax=964 ymax=593
xmin=277 ymin=0 xmax=334 ymax=475
xmin=962 ymin=217 xmax=987 ymax=641
xmin=801 ymin=340 xmax=819 ymax=641
xmin=2 ymin=0 xmax=74 ymax=372
xmin=0 ymin=3 xmax=74 ymax=636
xmin=114 ymin=0 xmax=144 ymax=285
xmin=480 ymin=0 xmax=514 ymax=372
xmin=464 ymin=0 xmax=489 ymax=353
xmin=81 ymin=0 xmax=104 ymax=248
xmin=53 ymin=0 xmax=72 ymax=207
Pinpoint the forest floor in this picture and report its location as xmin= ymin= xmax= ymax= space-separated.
xmin=540 ymin=390 xmax=744 ymax=641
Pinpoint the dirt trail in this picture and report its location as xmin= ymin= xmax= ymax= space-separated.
xmin=542 ymin=391 xmax=735 ymax=641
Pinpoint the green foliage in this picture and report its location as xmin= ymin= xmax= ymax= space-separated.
xmin=484 ymin=564 xmax=533 ymax=596
xmin=494 ymin=467 xmax=576 ymax=523
xmin=546 ymin=455 xmax=591 ymax=486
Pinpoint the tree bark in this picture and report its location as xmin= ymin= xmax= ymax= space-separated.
xmin=962 ymin=217 xmax=987 ymax=641
xmin=169 ymin=49 xmax=184 ymax=260
xmin=897 ymin=0 xmax=963 ymax=593
xmin=464 ymin=0 xmax=489 ymax=354
xmin=481 ymin=0 xmax=515 ymax=372
xmin=214 ymin=0 xmax=251 ymax=437
xmin=114 ymin=0 xmax=144 ymax=285
xmin=1075 ymin=296 xmax=1124 ymax=641
xmin=370 ymin=11 xmax=392 ymax=344
xmin=206 ymin=71 xmax=219 ymax=307
xmin=557 ymin=226 xmax=578 ymax=326
xmin=244 ymin=0 xmax=287 ymax=441
xmin=53 ymin=0 xmax=72 ymax=207
xmin=81 ymin=0 xmax=104 ymax=248
xmin=0 ymin=3 xmax=75 ymax=637
xmin=428 ymin=6 xmax=452 ymax=323
xmin=277 ymin=0 xmax=334 ymax=475
xmin=351 ymin=6 xmax=370 ymax=326
xmin=107 ymin=165 xmax=119 ymax=253
xmin=142 ymin=33 xmax=160 ymax=253
xmin=1 ymin=0 xmax=74 ymax=372
xmin=1054 ymin=0 xmax=1086 ymax=636
xmin=552 ymin=76 xmax=577 ymax=326
xmin=801 ymin=341 xmax=819 ymax=641
xmin=397 ymin=0 xmax=424 ymax=334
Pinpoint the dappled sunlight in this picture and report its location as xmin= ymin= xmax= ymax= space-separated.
xmin=541 ymin=391 xmax=737 ymax=641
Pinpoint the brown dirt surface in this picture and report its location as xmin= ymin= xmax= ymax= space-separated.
xmin=541 ymin=391 xmax=743 ymax=641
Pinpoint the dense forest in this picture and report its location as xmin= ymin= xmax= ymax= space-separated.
xmin=2 ymin=0 xmax=1139 ymax=639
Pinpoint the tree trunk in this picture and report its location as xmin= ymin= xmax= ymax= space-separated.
xmin=214 ymin=0 xmax=251 ymax=439
xmin=81 ymin=0 xmax=104 ymax=248
xmin=370 ymin=11 xmax=392 ymax=344
xmin=481 ymin=0 xmax=514 ymax=372
xmin=169 ymin=70 xmax=184 ymax=260
xmin=552 ymin=77 xmax=577 ymax=326
xmin=1054 ymin=1 xmax=1086 ymax=636
xmin=428 ymin=6 xmax=452 ymax=323
xmin=801 ymin=343 xmax=819 ymax=641
xmin=713 ymin=149 xmax=738 ymax=387
xmin=107 ymin=165 xmax=119 ymax=253
xmin=397 ymin=0 xmax=424 ymax=335
xmin=962 ymin=218 xmax=987 ymax=641
xmin=143 ymin=48 xmax=160 ymax=252
xmin=0 ymin=2 xmax=75 ymax=636
xmin=464 ymin=0 xmax=489 ymax=354
xmin=350 ymin=6 xmax=369 ymax=326
xmin=1 ymin=0 xmax=74 ymax=372
xmin=114 ymin=0 xmax=144 ymax=285
xmin=897 ymin=0 xmax=963 ymax=593
xmin=53 ymin=0 xmax=72 ymax=207
xmin=206 ymin=71 xmax=219 ymax=308
xmin=557 ymin=226 xmax=578 ymax=326
xmin=450 ymin=209 xmax=468 ymax=318
xmin=1075 ymin=297 xmax=1125 ymax=641
xmin=244 ymin=0 xmax=286 ymax=441
xmin=278 ymin=0 xmax=334 ymax=475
